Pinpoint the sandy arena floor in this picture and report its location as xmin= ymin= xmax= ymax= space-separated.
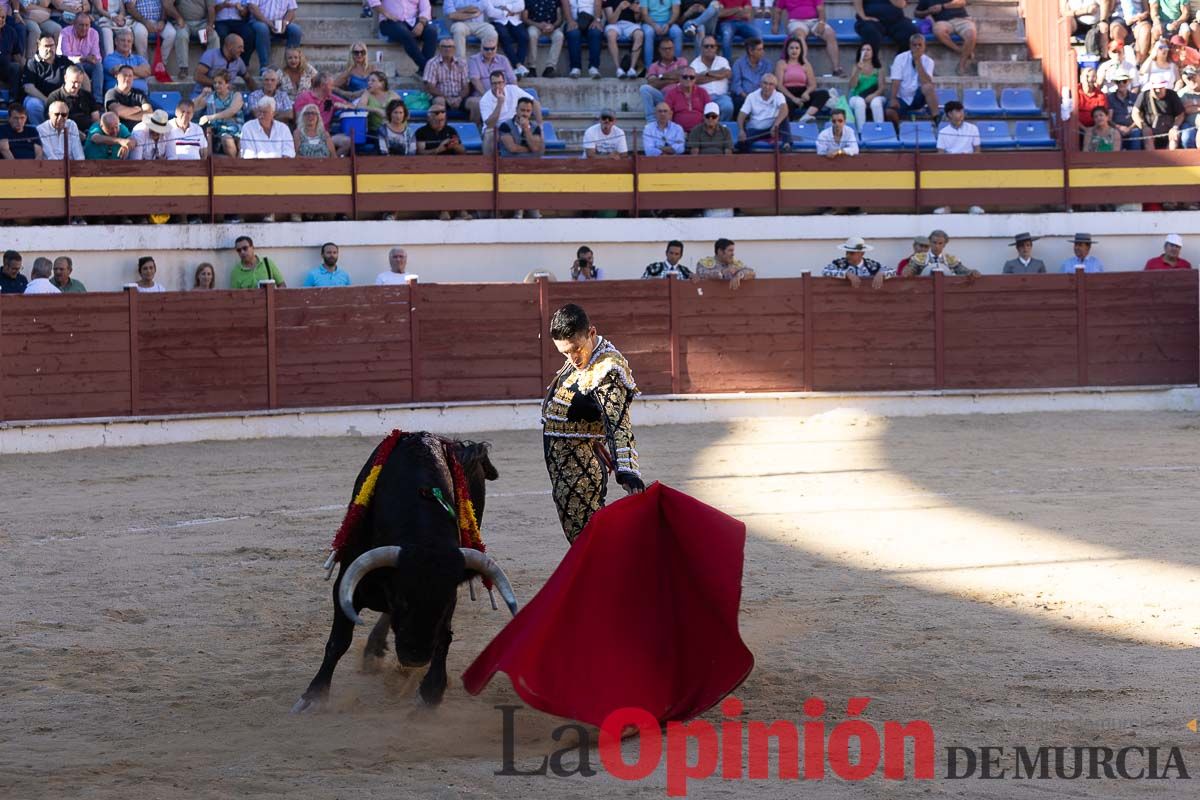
xmin=2 ymin=411 xmax=1199 ymax=799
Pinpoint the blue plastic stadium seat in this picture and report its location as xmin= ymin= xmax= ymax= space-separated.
xmin=859 ymin=121 xmax=899 ymax=150
xmin=541 ymin=121 xmax=566 ymax=151
xmin=977 ymin=120 xmax=1015 ymax=149
xmin=790 ymin=121 xmax=820 ymax=151
xmin=963 ymin=88 xmax=1001 ymax=116
xmin=722 ymin=120 xmax=740 ymax=147
xmin=828 ymin=18 xmax=861 ymax=44
xmin=1000 ymin=88 xmax=1042 ymax=117
xmin=750 ymin=18 xmax=788 ymax=45
xmin=450 ymin=121 xmax=483 ymax=153
xmin=898 ymin=120 xmax=937 ymax=150
xmin=1013 ymin=120 xmax=1056 ymax=148
xmin=935 ymin=87 xmax=959 ymax=108
xmin=150 ymin=90 xmax=182 ymax=114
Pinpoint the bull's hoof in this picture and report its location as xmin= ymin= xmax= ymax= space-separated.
xmin=290 ymin=693 xmax=324 ymax=714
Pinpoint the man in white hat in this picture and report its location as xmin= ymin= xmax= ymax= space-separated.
xmin=1144 ymin=234 xmax=1193 ymax=270
xmin=128 ymin=108 xmax=171 ymax=159
xmin=686 ymin=101 xmax=733 ymax=153
xmin=1131 ymin=74 xmax=1185 ymax=149
xmin=823 ymin=236 xmax=893 ymax=288
xmin=1002 ymin=232 xmax=1046 ymax=274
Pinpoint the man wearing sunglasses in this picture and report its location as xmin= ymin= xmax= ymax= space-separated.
xmin=422 ymin=37 xmax=471 ymax=116
xmin=638 ymin=36 xmax=688 ymax=121
xmin=686 ymin=100 xmax=732 ymax=152
xmin=690 ymin=33 xmax=732 ymax=119
xmin=467 ymin=31 xmax=515 ymax=119
xmin=36 ymin=100 xmax=85 ymax=160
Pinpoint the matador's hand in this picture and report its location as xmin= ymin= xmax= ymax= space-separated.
xmin=617 ymin=472 xmax=645 ymax=495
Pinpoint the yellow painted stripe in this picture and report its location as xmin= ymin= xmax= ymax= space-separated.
xmin=781 ymin=170 xmax=915 ymax=191
xmin=1069 ymin=165 xmax=1200 ymax=188
xmin=499 ymin=173 xmax=633 ymax=193
xmin=0 ymin=178 xmax=66 ymax=199
xmin=639 ymin=172 xmax=774 ymax=192
xmin=921 ymin=168 xmax=1063 ymax=190
xmin=214 ymin=175 xmax=353 ymax=196
xmin=357 ymin=172 xmax=492 ymax=194
xmin=72 ymin=176 xmax=210 ymax=197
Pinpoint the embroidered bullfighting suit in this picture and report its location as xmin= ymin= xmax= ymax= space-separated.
xmin=541 ymin=336 xmax=641 ymax=543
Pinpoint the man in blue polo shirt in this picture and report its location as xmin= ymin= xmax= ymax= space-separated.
xmin=303 ymin=242 xmax=352 ymax=287
xmin=101 ymin=28 xmax=151 ymax=94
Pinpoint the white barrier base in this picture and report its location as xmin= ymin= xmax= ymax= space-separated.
xmin=3 ymin=385 xmax=1198 ymax=455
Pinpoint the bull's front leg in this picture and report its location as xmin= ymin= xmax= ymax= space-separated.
xmin=417 ymin=606 xmax=455 ymax=706
xmin=361 ymin=612 xmax=391 ymax=673
xmin=292 ymin=600 xmax=357 ymax=713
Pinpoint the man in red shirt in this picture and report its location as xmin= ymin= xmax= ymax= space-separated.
xmin=1077 ymin=65 xmax=1107 ymax=127
xmin=1144 ymin=234 xmax=1193 ymax=270
xmin=663 ymin=66 xmax=710 ymax=131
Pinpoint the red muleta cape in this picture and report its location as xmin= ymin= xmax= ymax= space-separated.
xmin=462 ymin=482 xmax=754 ymax=727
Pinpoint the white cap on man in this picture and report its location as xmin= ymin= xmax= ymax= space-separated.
xmin=703 ymin=102 xmax=720 ymax=117
xmin=1166 ymin=234 xmax=1184 ymax=247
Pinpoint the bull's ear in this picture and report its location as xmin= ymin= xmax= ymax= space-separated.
xmin=458 ymin=441 xmax=499 ymax=481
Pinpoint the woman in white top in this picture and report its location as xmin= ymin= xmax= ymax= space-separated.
xmin=240 ymin=95 xmax=296 ymax=159
xmin=1140 ymin=39 xmax=1180 ymax=88
xmin=136 ymin=256 xmax=166 ymax=292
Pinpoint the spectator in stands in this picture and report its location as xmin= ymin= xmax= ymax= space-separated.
xmin=0 ymin=103 xmax=43 ymax=158
xmin=563 ymin=0 xmax=603 ymax=78
xmin=102 ymin=28 xmax=151 ymax=94
xmin=848 ymin=42 xmax=886 ymax=129
xmin=1112 ymin=0 xmax=1153 ymax=64
xmin=1 ymin=250 xmax=27 ymax=293
xmin=92 ymin=0 xmax=132 ymax=57
xmin=691 ymin=34 xmax=732 ymax=119
xmin=936 ymin=99 xmax=979 ymax=152
xmin=570 ymin=245 xmax=603 ymax=279
xmin=52 ymin=255 xmax=87 ymax=291
xmin=1177 ymin=64 xmax=1200 ymax=145
xmin=1063 ymin=0 xmax=1107 ymax=56
xmin=134 ymin=255 xmax=166 ymax=292
xmin=479 ymin=68 xmax=540 ymax=152
xmin=37 ymin=100 xmax=85 ymax=160
xmin=1106 ymin=69 xmax=1142 ymax=146
xmin=696 ymin=237 xmax=755 ymax=288
xmin=415 ymin=97 xmax=465 ymax=153
xmin=604 ymin=0 xmax=644 ymax=77
xmin=487 ymin=0 xmax=530 ymax=76
xmin=662 ymin=65 xmax=708 ymax=130
xmin=247 ymin=0 xmax=302 ymax=75
xmin=376 ymin=97 xmax=416 ymax=154
xmin=1140 ymin=36 xmax=1180 ymax=86
xmin=716 ymin=0 xmax=754 ymax=61
xmin=523 ymin=0 xmax=562 ymax=77
xmin=376 ymin=246 xmax=418 ymax=283
xmin=166 ymin=98 xmax=207 ymax=158
xmin=125 ymin=0 xmax=181 ymax=80
xmin=174 ymin=0 xmax=217 ymax=80
xmin=106 ymin=64 xmax=152 ymax=124
xmin=885 ymin=34 xmax=938 ymax=126
xmin=248 ymin=67 xmax=293 ymax=123
xmin=1145 ymin=232 xmax=1192 ymax=268
xmin=773 ymin=0 xmax=843 ymax=76
xmin=903 ymin=229 xmax=980 ymax=276
xmin=1059 ymin=232 xmax=1104 ymax=272
xmin=423 ymin=37 xmax=471 ymax=117
xmin=22 ymin=35 xmax=72 ymax=125
xmin=687 ymin=100 xmax=732 ymax=151
xmin=641 ymin=0 xmax=683 ymax=75
xmin=279 ymin=45 xmax=315 ymax=96
xmin=213 ymin=0 xmax=253 ymax=51
xmin=16 ymin=1 xmax=62 ymax=58
xmin=642 ymin=239 xmax=692 ymax=278
xmin=191 ymin=32 xmax=252 ymax=99
xmin=1169 ymin=32 xmax=1200 ymax=68
xmin=197 ymin=68 xmax=244 ymax=156
xmin=24 ymin=257 xmax=59 ymax=293
xmin=896 ymin=234 xmax=929 ymax=275
xmin=85 ymin=109 xmax=132 ymax=158
xmin=776 ymin=36 xmax=831 ymax=123
xmin=737 ymin=73 xmax=790 ymax=151
xmin=680 ymin=0 xmax=719 ymax=56
xmin=57 ymin=12 xmax=103 ymax=102
xmin=644 ymin=99 xmax=685 ymax=153
xmin=640 ymin=36 xmax=688 ymax=121
xmin=467 ymin=32 xmax=515 ymax=120
xmin=129 ymin=107 xmax=172 ymax=158
xmin=816 ymin=107 xmax=859 ymax=156
xmin=1001 ymin=232 xmax=1046 ymax=274
xmin=296 ymin=103 xmax=335 ymax=156
xmin=444 ymin=0 xmax=496 ymax=59
xmin=1084 ymin=105 xmax=1124 ymax=149
xmin=372 ymin=0 xmax=437 ymax=73
xmin=917 ymin=0 xmax=977 ymax=75
xmin=355 ymin=70 xmax=400 ymax=136
xmin=302 ymin=242 xmax=352 ymax=286
xmin=1132 ymin=73 xmax=1185 ymax=147
xmin=0 ymin=7 xmax=22 ymax=99
xmin=498 ymin=95 xmax=544 ymax=155
xmin=583 ymin=106 xmax=628 ymax=156
xmin=854 ymin=0 xmax=919 ymax=56
xmin=293 ymin=71 xmax=354 ymax=154
xmin=240 ymin=94 xmax=294 ymax=159
xmin=730 ymin=36 xmax=770 ymax=110
xmin=1098 ymin=36 xmax=1142 ymax=92
xmin=333 ymin=41 xmax=373 ymax=101
xmin=46 ymin=65 xmax=100 ymax=131
xmin=192 ymin=261 xmax=215 ymax=289
xmin=231 ymin=236 xmax=286 ymax=287
xmin=1150 ymin=0 xmax=1190 ymax=44
xmin=824 ymin=235 xmax=892 ymax=287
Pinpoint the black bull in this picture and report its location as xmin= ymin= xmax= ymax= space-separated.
xmin=292 ymin=433 xmax=518 ymax=712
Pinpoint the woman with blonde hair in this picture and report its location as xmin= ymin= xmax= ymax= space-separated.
xmin=333 ymin=41 xmax=373 ymax=101
xmin=279 ymin=46 xmax=318 ymax=96
xmin=294 ymin=103 xmax=335 ymax=158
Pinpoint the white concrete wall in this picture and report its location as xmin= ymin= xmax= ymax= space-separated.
xmin=2 ymin=210 xmax=1196 ymax=292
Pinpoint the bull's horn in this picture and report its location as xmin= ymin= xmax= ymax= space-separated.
xmin=460 ymin=549 xmax=519 ymax=616
xmin=338 ymin=546 xmax=403 ymax=626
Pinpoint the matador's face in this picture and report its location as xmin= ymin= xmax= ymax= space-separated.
xmin=554 ymin=327 xmax=598 ymax=370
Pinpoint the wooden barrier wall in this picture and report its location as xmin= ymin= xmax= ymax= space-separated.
xmin=1 ymin=272 xmax=1196 ymax=424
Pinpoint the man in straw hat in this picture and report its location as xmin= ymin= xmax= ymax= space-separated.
xmin=1002 ymin=232 xmax=1047 ymax=274
xmin=1059 ymin=232 xmax=1105 ymax=273
xmin=128 ymin=108 xmax=171 ymax=160
xmin=823 ymin=236 xmax=893 ymax=288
